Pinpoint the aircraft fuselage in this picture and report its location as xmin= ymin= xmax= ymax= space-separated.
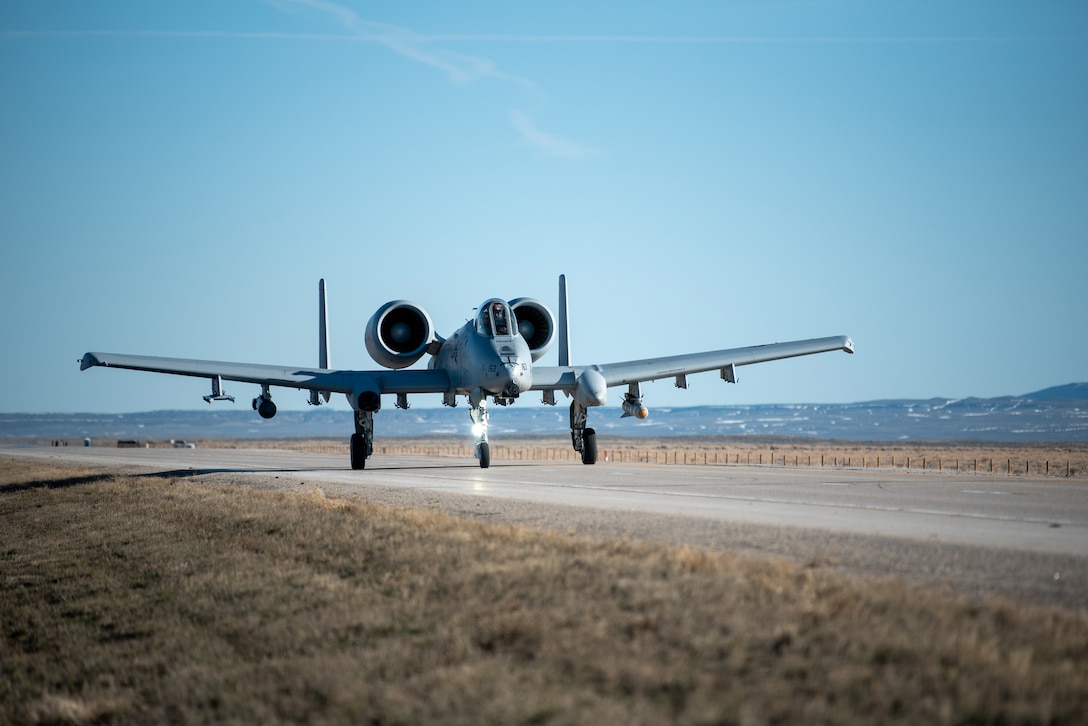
xmin=430 ymin=298 xmax=534 ymax=401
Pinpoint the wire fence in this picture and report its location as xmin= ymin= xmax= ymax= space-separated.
xmin=272 ymin=442 xmax=1088 ymax=478
xmin=48 ymin=437 xmax=1084 ymax=479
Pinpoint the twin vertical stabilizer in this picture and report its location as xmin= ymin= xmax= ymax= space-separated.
xmin=557 ymin=274 xmax=570 ymax=367
xmin=309 ymin=278 xmax=332 ymax=405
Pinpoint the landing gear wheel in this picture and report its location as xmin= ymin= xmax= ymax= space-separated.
xmin=581 ymin=428 xmax=597 ymax=465
xmin=350 ymin=433 xmax=367 ymax=470
xmin=478 ymin=441 xmax=491 ymax=469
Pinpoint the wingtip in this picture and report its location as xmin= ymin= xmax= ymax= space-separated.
xmin=79 ymin=353 xmax=101 ymax=371
xmin=843 ymin=337 xmax=855 ymax=354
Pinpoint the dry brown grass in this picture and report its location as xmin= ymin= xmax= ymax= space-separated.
xmin=3 ymin=456 xmax=1087 ymax=724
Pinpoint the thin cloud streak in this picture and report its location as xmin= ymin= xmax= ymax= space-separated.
xmin=2 ymin=24 xmax=593 ymax=159
xmin=0 ymin=30 xmax=1037 ymax=44
xmin=279 ymin=0 xmax=588 ymax=158
xmin=0 ymin=30 xmax=359 ymax=41
xmin=0 ymin=29 xmax=352 ymax=40
xmin=280 ymin=0 xmax=533 ymax=88
xmin=509 ymin=111 xmax=600 ymax=160
xmin=431 ymin=34 xmax=1040 ymax=44
xmin=23 ymin=19 xmax=1001 ymax=158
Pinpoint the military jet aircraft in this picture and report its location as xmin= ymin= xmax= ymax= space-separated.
xmin=80 ymin=276 xmax=853 ymax=469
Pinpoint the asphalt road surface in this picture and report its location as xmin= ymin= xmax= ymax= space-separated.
xmin=6 ymin=445 xmax=1087 ymax=608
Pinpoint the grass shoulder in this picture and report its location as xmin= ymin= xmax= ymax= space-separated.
xmin=2 ymin=457 xmax=1086 ymax=724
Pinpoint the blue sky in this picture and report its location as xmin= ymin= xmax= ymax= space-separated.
xmin=2 ymin=0 xmax=1085 ymax=416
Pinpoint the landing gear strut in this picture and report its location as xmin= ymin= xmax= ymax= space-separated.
xmin=570 ymin=402 xmax=597 ymax=465
xmin=351 ymin=409 xmax=374 ymax=470
xmin=470 ymin=396 xmax=490 ymax=469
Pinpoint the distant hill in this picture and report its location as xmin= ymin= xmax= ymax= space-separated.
xmin=3 ymin=386 xmax=1087 ymax=443
xmin=1023 ymin=382 xmax=1088 ymax=401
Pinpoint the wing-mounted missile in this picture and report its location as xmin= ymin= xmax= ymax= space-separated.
xmin=508 ymin=297 xmax=555 ymax=362
xmin=621 ymin=398 xmax=649 ymax=419
xmin=365 ymin=300 xmax=437 ymax=369
xmin=621 ymin=383 xmax=648 ymax=419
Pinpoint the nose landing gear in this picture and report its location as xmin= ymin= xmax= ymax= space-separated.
xmin=470 ymin=394 xmax=490 ymax=469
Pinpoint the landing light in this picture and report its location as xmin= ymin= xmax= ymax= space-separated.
xmin=471 ymin=423 xmax=485 ymax=437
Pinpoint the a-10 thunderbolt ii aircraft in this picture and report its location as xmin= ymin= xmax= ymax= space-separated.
xmin=80 ymin=276 xmax=853 ymax=470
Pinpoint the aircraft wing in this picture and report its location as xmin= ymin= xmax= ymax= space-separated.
xmin=79 ymin=352 xmax=451 ymax=396
xmin=530 ymin=335 xmax=854 ymax=391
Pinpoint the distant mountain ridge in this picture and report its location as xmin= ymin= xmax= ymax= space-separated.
xmin=3 ymin=384 xmax=1086 ymax=443
xmin=1023 ymin=382 xmax=1088 ymax=401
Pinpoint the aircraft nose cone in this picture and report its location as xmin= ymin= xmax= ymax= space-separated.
xmin=501 ymin=362 xmax=532 ymax=398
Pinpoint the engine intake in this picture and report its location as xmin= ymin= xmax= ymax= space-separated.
xmin=508 ymin=297 xmax=555 ymax=362
xmin=365 ymin=300 xmax=435 ymax=369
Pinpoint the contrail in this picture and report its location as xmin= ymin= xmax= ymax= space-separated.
xmin=276 ymin=0 xmax=591 ymax=157
xmin=432 ymin=34 xmax=1038 ymax=44
xmin=0 ymin=30 xmax=1037 ymax=44
xmin=3 ymin=20 xmax=1035 ymax=158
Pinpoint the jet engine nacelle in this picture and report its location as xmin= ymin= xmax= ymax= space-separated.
xmin=508 ymin=297 xmax=555 ymax=362
xmin=365 ymin=300 xmax=436 ymax=369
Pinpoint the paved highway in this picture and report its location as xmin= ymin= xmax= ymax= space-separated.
xmin=8 ymin=445 xmax=1085 ymax=557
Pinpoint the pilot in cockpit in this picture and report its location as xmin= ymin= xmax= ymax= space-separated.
xmin=491 ymin=302 xmax=509 ymax=336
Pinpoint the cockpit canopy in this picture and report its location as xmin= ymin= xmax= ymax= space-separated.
xmin=475 ymin=299 xmax=517 ymax=338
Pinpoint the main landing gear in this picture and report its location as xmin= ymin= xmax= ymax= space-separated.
xmin=350 ymin=409 xmax=374 ymax=470
xmin=348 ymin=394 xmax=599 ymax=471
xmin=570 ymin=402 xmax=597 ymax=465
